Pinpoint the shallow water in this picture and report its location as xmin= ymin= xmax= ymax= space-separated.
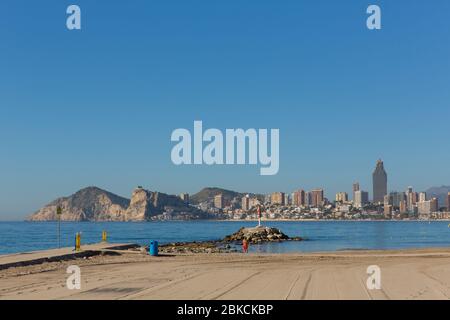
xmin=1 ymin=220 xmax=449 ymax=255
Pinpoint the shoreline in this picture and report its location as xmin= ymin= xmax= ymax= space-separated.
xmin=2 ymin=245 xmax=450 ymax=300
xmin=2 ymin=219 xmax=450 ymax=223
xmin=2 ymin=239 xmax=450 ymax=258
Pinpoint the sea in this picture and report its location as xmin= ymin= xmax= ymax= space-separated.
xmin=1 ymin=220 xmax=450 ymax=255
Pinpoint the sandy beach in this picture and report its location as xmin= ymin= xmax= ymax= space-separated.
xmin=1 ymin=246 xmax=450 ymax=300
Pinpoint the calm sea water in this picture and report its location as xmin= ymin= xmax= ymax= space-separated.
xmin=1 ymin=221 xmax=450 ymax=255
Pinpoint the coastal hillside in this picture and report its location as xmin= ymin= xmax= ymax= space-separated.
xmin=124 ymin=187 xmax=207 ymax=221
xmin=28 ymin=187 xmax=130 ymax=221
xmin=28 ymin=186 xmax=206 ymax=221
xmin=190 ymin=187 xmax=264 ymax=205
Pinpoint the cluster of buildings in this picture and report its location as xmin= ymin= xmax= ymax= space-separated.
xmin=182 ymin=160 xmax=450 ymax=220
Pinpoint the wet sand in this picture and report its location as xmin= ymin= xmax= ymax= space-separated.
xmin=1 ymin=248 xmax=450 ymax=300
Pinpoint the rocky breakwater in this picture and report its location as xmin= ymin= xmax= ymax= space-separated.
xmin=136 ymin=226 xmax=302 ymax=255
xmin=155 ymin=226 xmax=302 ymax=255
xmin=223 ymin=226 xmax=302 ymax=244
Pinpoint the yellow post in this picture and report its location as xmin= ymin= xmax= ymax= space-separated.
xmin=102 ymin=231 xmax=107 ymax=242
xmin=75 ymin=233 xmax=81 ymax=251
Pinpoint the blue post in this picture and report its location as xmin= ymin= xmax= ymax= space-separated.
xmin=149 ymin=240 xmax=159 ymax=256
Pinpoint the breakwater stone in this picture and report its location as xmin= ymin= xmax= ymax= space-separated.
xmin=223 ymin=226 xmax=302 ymax=244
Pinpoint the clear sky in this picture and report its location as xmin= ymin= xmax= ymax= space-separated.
xmin=1 ymin=0 xmax=450 ymax=220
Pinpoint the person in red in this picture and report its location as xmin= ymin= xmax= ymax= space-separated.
xmin=242 ymin=239 xmax=249 ymax=253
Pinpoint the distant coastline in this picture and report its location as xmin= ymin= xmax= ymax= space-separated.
xmin=25 ymin=185 xmax=450 ymax=222
xmin=18 ymin=218 xmax=450 ymax=223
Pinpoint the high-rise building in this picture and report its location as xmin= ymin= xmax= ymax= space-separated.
xmin=305 ymin=192 xmax=311 ymax=206
xmin=389 ymin=192 xmax=406 ymax=207
xmin=284 ymin=193 xmax=290 ymax=206
xmin=292 ymin=190 xmax=306 ymax=206
xmin=352 ymin=182 xmax=360 ymax=201
xmin=354 ymin=190 xmax=369 ymax=208
xmin=399 ymin=200 xmax=407 ymax=214
xmin=179 ymin=193 xmax=189 ymax=205
xmin=384 ymin=204 xmax=393 ymax=219
xmin=431 ymin=198 xmax=438 ymax=212
xmin=372 ymin=159 xmax=387 ymax=203
xmin=417 ymin=198 xmax=438 ymax=215
xmin=214 ymin=194 xmax=224 ymax=209
xmin=383 ymin=194 xmax=391 ymax=206
xmin=310 ymin=189 xmax=324 ymax=207
xmin=336 ymin=192 xmax=348 ymax=203
xmin=271 ymin=192 xmax=285 ymax=205
xmin=406 ymin=187 xmax=418 ymax=212
xmin=447 ymin=192 xmax=450 ymax=211
xmin=241 ymin=195 xmax=250 ymax=211
xmin=419 ymin=192 xmax=427 ymax=203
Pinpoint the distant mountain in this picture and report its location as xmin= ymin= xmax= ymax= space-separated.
xmin=28 ymin=186 xmax=206 ymax=221
xmin=190 ymin=187 xmax=264 ymax=204
xmin=426 ymin=186 xmax=450 ymax=207
xmin=124 ymin=187 xmax=206 ymax=220
xmin=28 ymin=186 xmax=130 ymax=221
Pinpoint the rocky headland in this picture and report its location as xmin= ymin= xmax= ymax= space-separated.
xmin=28 ymin=186 xmax=207 ymax=221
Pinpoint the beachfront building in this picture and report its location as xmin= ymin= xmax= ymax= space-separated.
xmin=304 ymin=192 xmax=311 ymax=207
xmin=214 ymin=194 xmax=224 ymax=209
xmin=242 ymin=195 xmax=250 ymax=211
xmin=354 ymin=190 xmax=369 ymax=208
xmin=372 ymin=159 xmax=387 ymax=204
xmin=417 ymin=198 xmax=439 ymax=215
xmin=335 ymin=192 xmax=348 ymax=203
xmin=447 ymin=192 xmax=450 ymax=211
xmin=406 ymin=187 xmax=418 ymax=212
xmin=292 ymin=190 xmax=306 ymax=207
xmin=399 ymin=200 xmax=407 ymax=214
xmin=284 ymin=193 xmax=290 ymax=206
xmin=352 ymin=182 xmax=360 ymax=201
xmin=271 ymin=192 xmax=285 ymax=205
xmin=389 ymin=191 xmax=406 ymax=207
xmin=419 ymin=192 xmax=427 ymax=203
xmin=310 ymin=189 xmax=324 ymax=207
xmin=384 ymin=195 xmax=391 ymax=206
xmin=384 ymin=204 xmax=393 ymax=219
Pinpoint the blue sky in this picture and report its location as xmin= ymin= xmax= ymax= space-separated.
xmin=1 ymin=0 xmax=450 ymax=219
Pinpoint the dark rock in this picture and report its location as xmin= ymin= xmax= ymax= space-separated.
xmin=223 ymin=226 xmax=302 ymax=244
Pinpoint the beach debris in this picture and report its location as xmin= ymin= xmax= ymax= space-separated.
xmin=158 ymin=241 xmax=237 ymax=254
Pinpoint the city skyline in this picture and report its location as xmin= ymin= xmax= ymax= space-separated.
xmin=2 ymin=1 xmax=450 ymax=219
xmin=4 ymin=157 xmax=450 ymax=221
